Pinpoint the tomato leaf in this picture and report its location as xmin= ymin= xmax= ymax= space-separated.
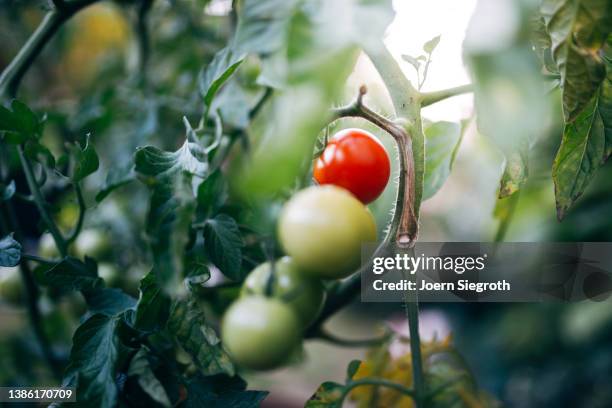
xmin=135 ymin=139 xmax=207 ymax=292
xmin=44 ymin=256 xmax=104 ymax=291
xmin=63 ymin=314 xmax=130 ymax=407
xmin=552 ymin=54 xmax=612 ymax=218
xmin=183 ymin=374 xmax=268 ymax=408
xmin=203 ymin=214 xmax=243 ymax=281
xmin=0 ymin=100 xmax=42 ymax=143
xmin=95 ymin=163 xmax=135 ymax=203
xmin=423 ymin=34 xmax=440 ymax=54
xmin=0 ymin=180 xmax=16 ymax=202
xmin=167 ymin=300 xmax=235 ymax=376
xmin=0 ymin=233 xmax=21 ymax=267
xmin=423 ymin=121 xmax=462 ymax=200
xmin=73 ymin=134 xmax=100 ymax=182
xmin=465 ymin=0 xmax=550 ymax=198
xmin=199 ymin=47 xmax=245 ymax=108
xmin=541 ymin=0 xmax=611 ymax=122
xmin=134 ymin=270 xmax=171 ymax=332
xmin=233 ymin=0 xmax=301 ymax=54
xmin=127 ymin=347 xmax=172 ymax=408
xmin=499 ymin=142 xmax=529 ymax=198
xmin=83 ymin=288 xmax=137 ymax=316
xmin=529 ymin=14 xmax=557 ymax=74
xmin=305 ymin=381 xmax=345 ymax=408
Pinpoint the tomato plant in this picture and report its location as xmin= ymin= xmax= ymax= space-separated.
xmin=0 ymin=0 xmax=610 ymax=407
xmin=314 ymin=128 xmax=391 ymax=204
xmin=241 ymin=256 xmax=325 ymax=327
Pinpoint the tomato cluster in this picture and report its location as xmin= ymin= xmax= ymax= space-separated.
xmin=222 ymin=129 xmax=390 ymax=370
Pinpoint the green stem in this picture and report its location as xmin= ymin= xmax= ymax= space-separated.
xmin=21 ymin=253 xmax=57 ymax=265
xmin=0 ymin=0 xmax=100 ymax=99
xmin=66 ymin=182 xmax=86 ymax=245
xmin=494 ymin=191 xmax=521 ymax=243
xmin=339 ymin=378 xmax=415 ymax=407
xmin=17 ymin=146 xmax=68 ymax=256
xmin=0 ymin=205 xmax=63 ymax=379
xmin=136 ymin=0 xmax=154 ymax=88
xmin=365 ymin=42 xmax=426 ymax=408
xmin=420 ymin=84 xmax=473 ymax=107
xmin=316 ymin=329 xmax=391 ymax=348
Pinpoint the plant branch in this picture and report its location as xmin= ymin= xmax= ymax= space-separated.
xmin=0 ymin=205 xmax=63 ymax=379
xmin=315 ymin=328 xmax=391 ymax=348
xmin=17 ymin=146 xmax=68 ymax=256
xmin=364 ymin=42 xmax=426 ymax=408
xmin=0 ymin=0 xmax=100 ymax=99
xmin=66 ymin=182 xmax=86 ymax=245
xmin=420 ymin=84 xmax=473 ymax=107
xmin=136 ymin=0 xmax=154 ymax=87
xmin=339 ymin=378 xmax=415 ymax=406
xmin=332 ymin=85 xmax=418 ymax=245
xmin=21 ymin=253 xmax=58 ymax=265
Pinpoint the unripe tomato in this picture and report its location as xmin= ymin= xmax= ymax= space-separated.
xmin=241 ymin=257 xmax=325 ymax=327
xmin=278 ymin=185 xmax=376 ymax=279
xmin=74 ymin=229 xmax=111 ymax=259
xmin=314 ymin=128 xmax=391 ymax=204
xmin=222 ymin=297 xmax=300 ymax=370
xmin=0 ymin=267 xmax=24 ymax=305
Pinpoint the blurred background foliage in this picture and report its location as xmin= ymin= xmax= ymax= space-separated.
xmin=0 ymin=0 xmax=611 ymax=407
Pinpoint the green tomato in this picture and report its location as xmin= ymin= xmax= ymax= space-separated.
xmin=278 ymin=185 xmax=376 ymax=279
xmin=0 ymin=267 xmax=24 ymax=305
xmin=222 ymin=297 xmax=300 ymax=370
xmin=241 ymin=257 xmax=325 ymax=328
xmin=74 ymin=229 xmax=111 ymax=259
xmin=38 ymin=232 xmax=60 ymax=258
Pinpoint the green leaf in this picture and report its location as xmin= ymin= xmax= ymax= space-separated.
xmin=423 ymin=34 xmax=441 ymax=54
xmin=183 ymin=374 xmax=268 ymax=408
xmin=0 ymin=100 xmax=42 ymax=143
xmin=200 ymin=47 xmax=246 ymax=108
xmin=84 ymin=288 xmax=136 ymax=316
xmin=64 ymin=314 xmax=127 ymax=407
xmin=24 ymin=140 xmax=55 ymax=168
xmin=135 ymin=140 xmax=208 ymax=181
xmin=95 ymin=164 xmax=135 ymax=203
xmin=134 ymin=270 xmax=171 ymax=332
xmin=346 ymin=360 xmax=361 ymax=381
xmin=73 ymin=134 xmax=100 ymax=182
xmin=135 ymin=140 xmax=206 ymax=292
xmin=44 ymin=257 xmax=103 ymax=291
xmin=305 ymin=382 xmax=345 ymax=408
xmin=499 ymin=143 xmax=529 ymax=198
xmin=203 ymin=214 xmax=243 ymax=281
xmin=167 ymin=300 xmax=235 ymax=376
xmin=197 ymin=170 xmax=226 ymax=217
xmin=552 ymin=57 xmax=611 ymax=218
xmin=0 ymin=234 xmax=21 ymax=267
xmin=529 ymin=14 xmax=557 ymax=74
xmin=401 ymin=54 xmax=424 ymax=72
xmin=423 ymin=121 xmax=462 ymax=200
xmin=233 ymin=0 xmax=301 ymax=54
xmin=127 ymin=347 xmax=171 ymax=408
xmin=466 ymin=0 xmax=550 ymax=198
xmin=0 ymin=180 xmax=16 ymax=202
xmin=541 ymin=0 xmax=612 ymax=122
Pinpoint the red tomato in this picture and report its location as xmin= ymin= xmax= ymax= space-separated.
xmin=314 ymin=128 xmax=391 ymax=204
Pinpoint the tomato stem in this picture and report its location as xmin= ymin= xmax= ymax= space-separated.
xmin=419 ymin=84 xmax=474 ymax=107
xmin=0 ymin=0 xmax=101 ymax=100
